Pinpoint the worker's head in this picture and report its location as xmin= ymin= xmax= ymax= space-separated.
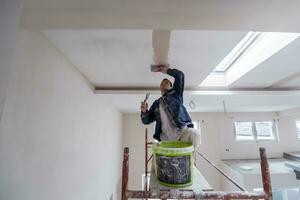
xmin=160 ymin=78 xmax=172 ymax=95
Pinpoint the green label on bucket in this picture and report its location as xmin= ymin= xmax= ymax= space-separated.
xmin=156 ymin=155 xmax=191 ymax=184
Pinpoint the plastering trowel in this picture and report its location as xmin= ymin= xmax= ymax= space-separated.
xmin=150 ymin=64 xmax=169 ymax=72
xmin=144 ymin=92 xmax=150 ymax=102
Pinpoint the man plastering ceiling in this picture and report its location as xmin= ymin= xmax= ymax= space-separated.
xmin=140 ymin=30 xmax=200 ymax=150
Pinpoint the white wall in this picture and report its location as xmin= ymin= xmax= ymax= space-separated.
xmin=0 ymin=31 xmax=123 ymax=200
xmin=190 ymin=113 xmax=222 ymax=190
xmin=0 ymin=0 xmax=23 ymax=122
xmin=122 ymin=111 xmax=300 ymax=191
xmin=219 ymin=112 xmax=300 ymax=159
xmin=122 ymin=113 xmax=154 ymax=190
xmin=215 ymin=112 xmax=300 ymax=191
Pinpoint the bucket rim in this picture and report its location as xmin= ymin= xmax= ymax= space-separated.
xmin=152 ymin=140 xmax=194 ymax=154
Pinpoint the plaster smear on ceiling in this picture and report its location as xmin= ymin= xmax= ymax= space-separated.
xmin=152 ymin=30 xmax=171 ymax=65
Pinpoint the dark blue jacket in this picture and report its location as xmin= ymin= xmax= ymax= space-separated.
xmin=140 ymin=68 xmax=193 ymax=141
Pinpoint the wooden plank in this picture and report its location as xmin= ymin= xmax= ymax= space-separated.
xmin=126 ymin=190 xmax=265 ymax=199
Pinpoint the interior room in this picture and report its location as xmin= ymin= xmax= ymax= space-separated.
xmin=1 ymin=0 xmax=300 ymax=199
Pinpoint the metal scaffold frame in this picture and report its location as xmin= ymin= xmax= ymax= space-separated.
xmin=121 ymin=128 xmax=272 ymax=200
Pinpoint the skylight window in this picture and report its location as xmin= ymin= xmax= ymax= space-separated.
xmin=200 ymin=31 xmax=300 ymax=87
xmin=214 ymin=32 xmax=263 ymax=72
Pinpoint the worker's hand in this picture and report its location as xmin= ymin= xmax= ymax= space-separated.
xmin=159 ymin=65 xmax=168 ymax=74
xmin=141 ymin=101 xmax=148 ymax=113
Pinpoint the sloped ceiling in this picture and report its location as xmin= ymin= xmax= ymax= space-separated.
xmin=230 ymin=37 xmax=300 ymax=89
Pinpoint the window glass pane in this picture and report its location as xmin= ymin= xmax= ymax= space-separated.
xmin=296 ymin=121 xmax=300 ymax=139
xmin=255 ymin=121 xmax=274 ymax=140
xmin=235 ymin=122 xmax=254 ymax=140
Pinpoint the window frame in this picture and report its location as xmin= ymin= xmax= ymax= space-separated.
xmin=234 ymin=120 xmax=278 ymax=142
xmin=234 ymin=121 xmax=255 ymax=141
xmin=254 ymin=121 xmax=277 ymax=141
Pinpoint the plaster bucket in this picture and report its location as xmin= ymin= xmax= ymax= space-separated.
xmin=152 ymin=141 xmax=194 ymax=188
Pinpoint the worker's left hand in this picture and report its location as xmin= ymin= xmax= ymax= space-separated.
xmin=141 ymin=101 xmax=148 ymax=113
xmin=160 ymin=65 xmax=168 ymax=73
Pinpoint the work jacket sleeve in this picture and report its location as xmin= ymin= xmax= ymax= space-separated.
xmin=140 ymin=102 xmax=156 ymax=125
xmin=167 ymin=68 xmax=185 ymax=98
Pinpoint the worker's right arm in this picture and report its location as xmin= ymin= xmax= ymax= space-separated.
xmin=166 ymin=68 xmax=184 ymax=98
xmin=140 ymin=101 xmax=156 ymax=124
xmin=154 ymin=66 xmax=185 ymax=98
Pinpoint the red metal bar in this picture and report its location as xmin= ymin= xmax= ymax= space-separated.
xmin=260 ymin=147 xmax=272 ymax=200
xmin=121 ymin=147 xmax=129 ymax=200
xmin=144 ymin=128 xmax=148 ymax=191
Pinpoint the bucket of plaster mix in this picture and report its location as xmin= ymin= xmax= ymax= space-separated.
xmin=152 ymin=141 xmax=194 ymax=188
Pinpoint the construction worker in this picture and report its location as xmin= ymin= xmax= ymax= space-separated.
xmin=140 ymin=65 xmax=200 ymax=150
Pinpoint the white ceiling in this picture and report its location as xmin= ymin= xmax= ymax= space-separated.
xmin=22 ymin=0 xmax=300 ymax=112
xmin=22 ymin=0 xmax=300 ymax=32
xmin=44 ymin=29 xmax=300 ymax=112
xmin=45 ymin=30 xmax=300 ymax=112
xmin=45 ymin=30 xmax=153 ymax=87
xmin=45 ymin=30 xmax=246 ymax=89
xmin=45 ymin=29 xmax=300 ymax=90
